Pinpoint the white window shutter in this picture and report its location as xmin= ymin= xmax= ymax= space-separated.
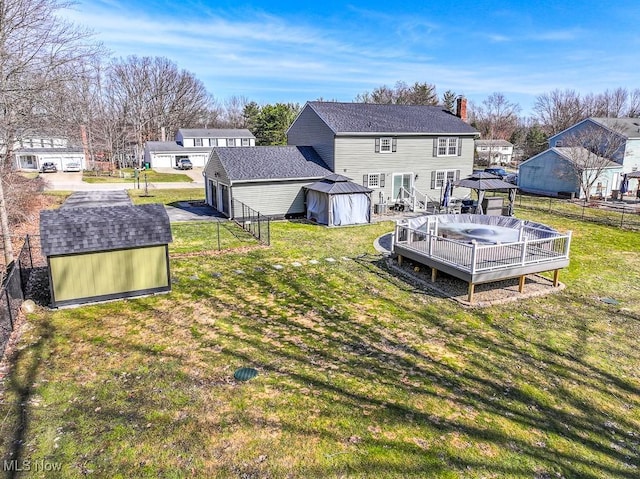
xmin=363 ymin=174 xmax=368 ymax=186
xmin=375 ymin=138 xmax=380 ymax=153
xmin=380 ymin=174 xmax=385 ymax=187
xmin=430 ymin=171 xmax=436 ymax=189
xmin=433 ymin=138 xmax=438 ymax=157
xmin=392 ymin=138 xmax=397 ymax=152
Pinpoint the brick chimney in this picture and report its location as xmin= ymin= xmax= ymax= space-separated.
xmin=456 ymin=96 xmax=468 ymax=122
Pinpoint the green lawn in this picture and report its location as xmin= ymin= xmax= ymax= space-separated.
xmin=1 ymin=203 xmax=639 ymax=478
xmin=83 ymin=168 xmax=193 ymax=183
xmin=128 ymin=188 xmax=205 ymax=206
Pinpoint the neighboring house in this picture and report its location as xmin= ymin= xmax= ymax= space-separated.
xmin=203 ymin=146 xmax=333 ymax=217
xmin=475 ymin=139 xmax=513 ymax=165
xmin=144 ymin=129 xmax=256 ymax=168
xmin=287 ymin=100 xmax=478 ymax=209
xmin=14 ymin=134 xmax=85 ymax=171
xmin=519 ymin=147 xmax=622 ymax=199
xmin=547 ymin=117 xmax=640 ymax=189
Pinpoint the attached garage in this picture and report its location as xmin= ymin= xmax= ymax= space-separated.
xmin=40 ymin=204 xmax=173 ymax=307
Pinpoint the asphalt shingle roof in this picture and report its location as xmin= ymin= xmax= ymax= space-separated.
xmin=145 ymin=141 xmax=212 ymax=153
xmin=178 ymin=128 xmax=255 ymax=138
xmin=213 ymin=146 xmax=332 ymax=182
xmin=40 ymin=204 xmax=172 ymax=257
xmin=589 ymin=117 xmax=640 ymax=139
xmin=306 ymin=101 xmax=479 ymax=135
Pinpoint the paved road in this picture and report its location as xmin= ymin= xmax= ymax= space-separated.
xmin=41 ymin=171 xmax=204 ymax=191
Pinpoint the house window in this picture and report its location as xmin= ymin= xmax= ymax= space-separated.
xmin=241 ymin=138 xmax=250 ymax=146
xmin=436 ymin=137 xmax=459 ymax=156
xmin=375 ymin=137 xmax=396 ymax=153
xmin=555 ymin=140 xmax=563 ymax=147
xmin=209 ymin=138 xmax=217 ymax=147
xmin=227 ymin=138 xmax=236 ymax=147
xmin=430 ymin=169 xmax=461 ymax=189
xmin=364 ymin=173 xmax=385 ymax=188
xmin=194 ymin=138 xmax=203 ymax=147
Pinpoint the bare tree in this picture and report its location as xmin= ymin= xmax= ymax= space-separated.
xmin=0 ymin=0 xmax=102 ymax=264
xmin=533 ymin=89 xmax=585 ymax=136
xmin=223 ymin=95 xmax=250 ymax=128
xmin=557 ymin=121 xmax=626 ymax=199
xmin=470 ymin=93 xmax=520 ymax=165
xmin=106 ymin=56 xmax=212 ymax=166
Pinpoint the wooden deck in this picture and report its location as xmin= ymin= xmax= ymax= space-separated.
xmin=393 ymin=223 xmax=571 ymax=302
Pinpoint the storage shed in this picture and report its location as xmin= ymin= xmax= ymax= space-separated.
xmin=40 ymin=204 xmax=173 ymax=307
xmin=304 ymin=174 xmax=372 ymax=226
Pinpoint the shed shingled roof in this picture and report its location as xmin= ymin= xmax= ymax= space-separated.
xmin=40 ymin=204 xmax=172 ymax=257
xmin=304 ymin=101 xmax=479 ymax=135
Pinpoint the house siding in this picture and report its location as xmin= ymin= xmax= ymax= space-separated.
xmin=287 ymin=105 xmax=336 ymax=170
xmin=333 ymin=136 xmax=475 ymax=203
xmin=623 ymin=138 xmax=640 ymax=172
xmin=231 ymin=181 xmax=313 ymax=217
xmin=519 ymin=150 xmax=580 ymax=197
xmin=549 ymin=119 xmax=626 ymax=163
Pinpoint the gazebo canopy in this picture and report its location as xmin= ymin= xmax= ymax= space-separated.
xmin=453 ymin=172 xmax=518 ymax=215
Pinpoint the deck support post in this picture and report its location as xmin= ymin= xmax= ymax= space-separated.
xmin=553 ymin=269 xmax=560 ymax=287
xmin=431 ymin=267 xmax=437 ymax=282
xmin=518 ymin=275 xmax=526 ymax=293
xmin=468 ymin=283 xmax=475 ymax=303
xmin=398 ymin=255 xmax=403 ymax=266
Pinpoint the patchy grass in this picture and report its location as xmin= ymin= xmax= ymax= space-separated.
xmin=1 ymin=214 xmax=639 ymax=478
xmin=129 ymin=188 xmax=205 ymax=206
xmin=83 ymin=168 xmax=192 ymax=183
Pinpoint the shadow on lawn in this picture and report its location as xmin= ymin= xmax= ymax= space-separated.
xmin=205 ymin=254 xmax=640 ymax=478
xmin=3 ymin=252 xmax=638 ymax=478
xmin=2 ymin=318 xmax=55 ymax=479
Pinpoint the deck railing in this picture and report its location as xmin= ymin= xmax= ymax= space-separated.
xmin=394 ymin=224 xmax=572 ymax=274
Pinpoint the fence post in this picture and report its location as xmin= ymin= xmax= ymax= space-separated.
xmin=470 ymin=241 xmax=478 ymax=274
xmin=5 ymin=288 xmax=13 ymax=331
xmin=258 ymin=212 xmax=261 ymax=241
xmin=520 ymin=238 xmax=528 ymax=266
xmin=26 ymin=235 xmax=33 ymax=268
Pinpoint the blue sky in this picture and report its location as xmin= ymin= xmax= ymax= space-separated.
xmin=62 ymin=0 xmax=640 ymax=116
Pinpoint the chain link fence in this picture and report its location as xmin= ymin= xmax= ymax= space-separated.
xmin=516 ymin=194 xmax=640 ymax=230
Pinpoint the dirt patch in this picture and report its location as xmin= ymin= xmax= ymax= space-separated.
xmin=387 ymin=257 xmax=564 ymax=307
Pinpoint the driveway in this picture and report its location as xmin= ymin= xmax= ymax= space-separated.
xmin=41 ymin=169 xmax=204 ymax=191
xmin=164 ymin=201 xmax=226 ymax=222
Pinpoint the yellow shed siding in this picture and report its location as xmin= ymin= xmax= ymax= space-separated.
xmin=50 ymin=245 xmax=169 ymax=303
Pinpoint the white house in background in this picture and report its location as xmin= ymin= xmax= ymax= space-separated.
xmin=475 ymin=139 xmax=514 ymax=165
xmin=144 ymin=128 xmax=256 ymax=168
xmin=14 ymin=134 xmax=85 ymax=172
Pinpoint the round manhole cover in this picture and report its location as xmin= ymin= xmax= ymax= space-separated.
xmin=234 ymin=367 xmax=258 ymax=381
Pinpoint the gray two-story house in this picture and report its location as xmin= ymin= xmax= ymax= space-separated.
xmin=203 ymin=100 xmax=478 ymax=222
xmin=287 ymin=100 xmax=479 ymax=210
